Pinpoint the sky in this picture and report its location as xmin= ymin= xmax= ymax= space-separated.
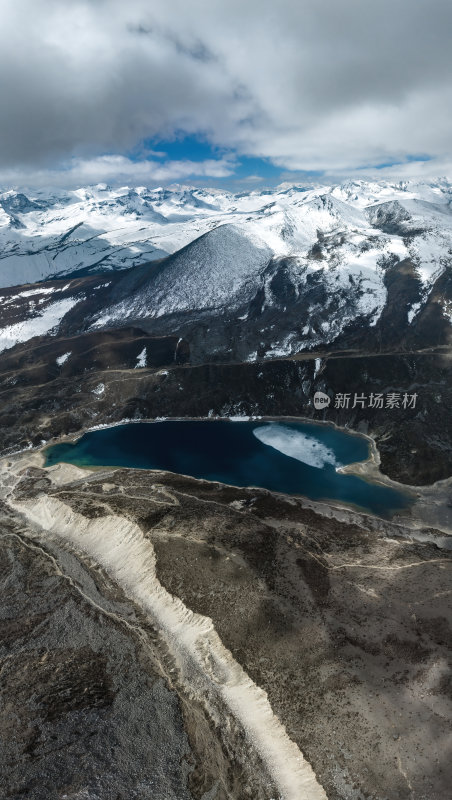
xmin=0 ymin=0 xmax=451 ymax=189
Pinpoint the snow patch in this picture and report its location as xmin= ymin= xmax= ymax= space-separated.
xmin=56 ymin=351 xmax=71 ymax=366
xmin=408 ymin=302 xmax=423 ymax=323
xmin=442 ymin=300 xmax=452 ymax=324
xmin=17 ymin=286 xmax=56 ymax=298
xmin=0 ymin=297 xmax=78 ymax=353
xmin=135 ymin=347 xmax=147 ymax=368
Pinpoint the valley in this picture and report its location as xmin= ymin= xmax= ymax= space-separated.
xmin=1 ymin=179 xmax=452 ymax=800
xmin=1 ymin=447 xmax=450 ymax=800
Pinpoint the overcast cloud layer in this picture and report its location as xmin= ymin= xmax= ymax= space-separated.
xmin=1 ymin=0 xmax=451 ymax=187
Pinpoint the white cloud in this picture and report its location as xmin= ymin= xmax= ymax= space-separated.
xmin=0 ymin=155 xmax=236 ymax=188
xmin=237 ymin=175 xmax=265 ymax=184
xmin=0 ymin=0 xmax=451 ymax=183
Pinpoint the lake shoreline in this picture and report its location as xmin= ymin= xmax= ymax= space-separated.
xmin=40 ymin=413 xmax=403 ymax=489
xmin=10 ymin=413 xmax=452 ymax=535
xmin=42 ymin=416 xmax=414 ymax=518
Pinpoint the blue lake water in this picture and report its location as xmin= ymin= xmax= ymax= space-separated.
xmin=44 ymin=419 xmax=413 ymax=517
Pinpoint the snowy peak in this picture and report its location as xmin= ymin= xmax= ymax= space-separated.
xmin=0 ymin=178 xmax=451 ymax=297
xmin=0 ymin=191 xmax=44 ymax=214
xmin=62 ymin=177 xmax=451 ymax=364
xmin=95 ymin=223 xmax=273 ymax=324
xmin=1 ymin=178 xmax=452 ymax=364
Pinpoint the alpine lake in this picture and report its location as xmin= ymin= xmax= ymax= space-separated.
xmin=44 ymin=419 xmax=413 ymax=518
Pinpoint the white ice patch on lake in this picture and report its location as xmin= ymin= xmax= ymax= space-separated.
xmin=253 ymin=424 xmax=338 ymax=469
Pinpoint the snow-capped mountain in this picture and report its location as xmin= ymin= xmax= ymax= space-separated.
xmin=1 ymin=179 xmax=452 ymax=362
xmin=82 ymin=178 xmax=452 ymax=361
xmin=0 ymin=179 xmax=451 ymax=289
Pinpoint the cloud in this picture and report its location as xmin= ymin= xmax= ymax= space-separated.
xmin=0 ymin=0 xmax=451 ymax=185
xmin=0 ymin=154 xmax=236 ymax=189
xmin=237 ymin=175 xmax=265 ymax=184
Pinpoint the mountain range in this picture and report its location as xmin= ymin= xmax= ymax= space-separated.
xmin=2 ymin=179 xmax=452 ymax=800
xmin=1 ymin=179 xmax=452 ymax=363
xmin=1 ymin=178 xmax=452 ymax=485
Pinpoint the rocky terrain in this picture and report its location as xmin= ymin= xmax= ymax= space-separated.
xmin=0 ymin=180 xmax=451 ymax=490
xmin=1 ymin=178 xmax=452 ymax=799
xmin=0 ymin=452 xmax=450 ymax=799
xmin=0 ymin=325 xmax=451 ymax=486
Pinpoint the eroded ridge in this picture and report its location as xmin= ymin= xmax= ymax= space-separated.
xmin=11 ymin=489 xmax=327 ymax=800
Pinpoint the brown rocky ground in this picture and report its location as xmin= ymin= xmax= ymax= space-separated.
xmin=0 ymin=479 xmax=280 ymax=800
xmin=0 ymin=517 xmax=198 ymax=800
xmin=1 ymin=320 xmax=452 ymax=799
xmin=1 ymin=457 xmax=450 ymax=799
xmin=1 ymin=325 xmax=452 ymax=485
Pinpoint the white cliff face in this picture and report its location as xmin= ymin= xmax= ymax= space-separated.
xmin=12 ymin=489 xmax=327 ymax=800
